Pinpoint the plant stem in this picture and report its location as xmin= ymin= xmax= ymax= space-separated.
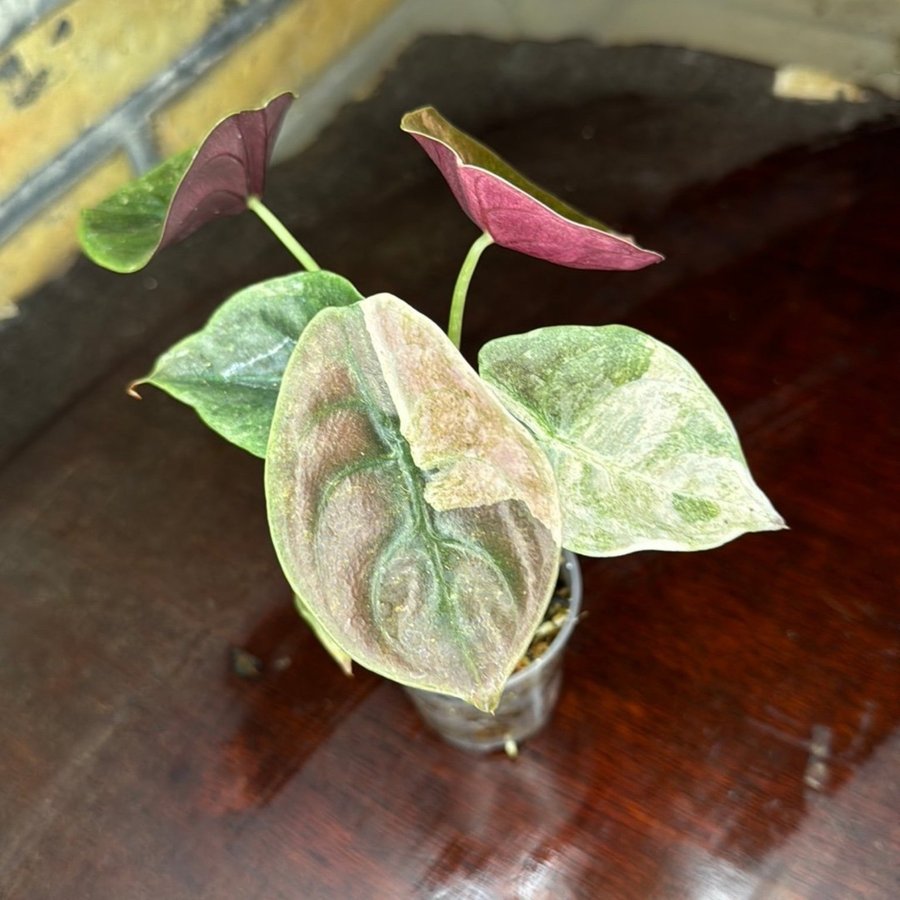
xmin=247 ymin=195 xmax=320 ymax=272
xmin=448 ymin=231 xmax=494 ymax=349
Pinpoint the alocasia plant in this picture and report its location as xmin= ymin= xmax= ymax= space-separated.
xmin=79 ymin=97 xmax=784 ymax=712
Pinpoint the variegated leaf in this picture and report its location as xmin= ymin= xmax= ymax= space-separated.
xmin=479 ymin=324 xmax=786 ymax=556
xmin=131 ymin=272 xmax=363 ymax=457
xmin=79 ymin=94 xmax=293 ymax=272
xmin=265 ymin=293 xmax=561 ymax=711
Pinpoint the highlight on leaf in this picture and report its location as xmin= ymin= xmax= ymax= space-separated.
xmin=79 ymin=93 xmax=294 ymax=272
xmin=479 ymin=324 xmax=786 ymax=556
xmin=401 ymin=106 xmax=663 ymax=271
xmin=265 ymin=293 xmax=562 ymax=711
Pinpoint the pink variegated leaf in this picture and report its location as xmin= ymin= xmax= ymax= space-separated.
xmin=265 ymin=293 xmax=562 ymax=711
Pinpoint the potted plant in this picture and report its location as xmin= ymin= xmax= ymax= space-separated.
xmin=78 ymin=96 xmax=784 ymax=752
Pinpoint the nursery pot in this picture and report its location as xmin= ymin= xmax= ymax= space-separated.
xmin=404 ymin=550 xmax=582 ymax=753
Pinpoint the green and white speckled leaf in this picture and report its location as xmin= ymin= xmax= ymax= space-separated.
xmin=265 ymin=293 xmax=561 ymax=711
xmin=132 ymin=272 xmax=362 ymax=457
xmin=479 ymin=325 xmax=785 ymax=556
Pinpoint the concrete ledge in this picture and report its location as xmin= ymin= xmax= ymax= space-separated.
xmin=276 ymin=0 xmax=900 ymax=158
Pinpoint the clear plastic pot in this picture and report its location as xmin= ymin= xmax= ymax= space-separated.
xmin=404 ymin=550 xmax=582 ymax=753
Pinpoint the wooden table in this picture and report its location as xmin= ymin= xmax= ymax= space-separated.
xmin=1 ymin=81 xmax=898 ymax=898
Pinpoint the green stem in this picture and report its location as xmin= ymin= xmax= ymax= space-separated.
xmin=247 ymin=195 xmax=320 ymax=272
xmin=448 ymin=231 xmax=494 ymax=349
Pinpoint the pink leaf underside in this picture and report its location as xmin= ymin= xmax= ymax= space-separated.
xmin=409 ymin=124 xmax=663 ymax=271
xmin=159 ymin=92 xmax=294 ymax=249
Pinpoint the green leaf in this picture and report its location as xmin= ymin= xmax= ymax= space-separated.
xmin=265 ymin=293 xmax=561 ymax=711
xmin=132 ymin=272 xmax=363 ymax=457
xmin=479 ymin=325 xmax=786 ymax=556
xmin=79 ymin=148 xmax=193 ymax=273
xmin=79 ymin=94 xmax=293 ymax=272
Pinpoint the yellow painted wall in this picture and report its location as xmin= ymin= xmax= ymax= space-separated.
xmin=0 ymin=0 xmax=401 ymax=317
xmin=156 ymin=0 xmax=399 ymax=157
xmin=0 ymin=1 xmax=215 ymax=197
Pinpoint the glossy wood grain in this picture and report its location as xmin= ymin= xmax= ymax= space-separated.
xmin=1 ymin=108 xmax=898 ymax=898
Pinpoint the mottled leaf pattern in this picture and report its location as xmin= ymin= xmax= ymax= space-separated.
xmin=132 ymin=272 xmax=362 ymax=457
xmin=265 ymin=293 xmax=561 ymax=711
xmin=479 ymin=325 xmax=785 ymax=555
xmin=401 ymin=106 xmax=663 ymax=271
xmin=79 ymin=94 xmax=293 ymax=272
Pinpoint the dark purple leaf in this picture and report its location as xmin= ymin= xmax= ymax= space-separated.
xmin=79 ymin=93 xmax=294 ymax=272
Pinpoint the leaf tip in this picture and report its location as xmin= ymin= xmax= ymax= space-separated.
xmin=754 ymin=494 xmax=788 ymax=534
xmin=465 ymin=680 xmax=505 ymax=715
xmin=126 ymin=380 xmax=144 ymax=400
xmin=609 ymin=240 xmax=665 ymax=271
xmin=772 ymin=512 xmax=790 ymax=532
xmin=399 ymin=105 xmax=433 ymax=134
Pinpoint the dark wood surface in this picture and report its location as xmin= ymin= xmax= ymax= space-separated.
xmin=1 ymin=98 xmax=898 ymax=897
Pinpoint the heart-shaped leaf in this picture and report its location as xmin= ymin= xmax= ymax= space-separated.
xmin=401 ymin=106 xmax=663 ymax=271
xmin=265 ymin=293 xmax=561 ymax=711
xmin=132 ymin=271 xmax=363 ymax=457
xmin=79 ymin=93 xmax=294 ymax=272
xmin=479 ymin=325 xmax=785 ymax=555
